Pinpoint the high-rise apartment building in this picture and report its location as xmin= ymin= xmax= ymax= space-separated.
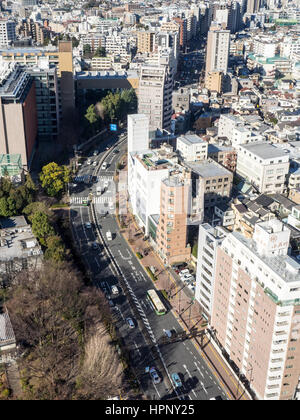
xmin=246 ymin=0 xmax=261 ymax=14
xmin=195 ymin=223 xmax=227 ymax=317
xmin=137 ymin=31 xmax=155 ymax=53
xmin=29 ymin=66 xmax=59 ymax=140
xmin=0 ymin=20 xmax=16 ymax=47
xmin=0 ymin=41 xmax=74 ymax=120
xmin=18 ymin=18 xmax=49 ymax=45
xmin=0 ymin=63 xmax=37 ymax=169
xmin=138 ymin=64 xmax=173 ymax=132
xmin=211 ymin=219 xmax=300 ymax=400
xmin=205 ymin=26 xmax=230 ymax=78
xmin=156 ymin=173 xmax=191 ymax=265
xmin=128 ymin=149 xmax=170 ymax=234
xmin=127 ymin=114 xmax=149 ymax=155
xmin=172 ymin=17 xmax=187 ymax=51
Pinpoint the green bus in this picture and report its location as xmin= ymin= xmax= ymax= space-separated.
xmin=147 ymin=289 xmax=167 ymax=316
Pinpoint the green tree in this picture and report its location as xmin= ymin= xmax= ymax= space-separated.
xmin=84 ymin=104 xmax=100 ymax=135
xmin=23 ymin=201 xmax=52 ymax=222
xmin=100 ymin=91 xmax=122 ymax=122
xmin=31 ymin=212 xmax=54 ymax=246
xmin=83 ymin=44 xmax=91 ymax=56
xmin=120 ymin=88 xmax=137 ymax=114
xmin=0 ymin=197 xmax=10 ymax=217
xmin=39 ymin=162 xmax=70 ymax=197
xmin=45 ymin=235 xmax=66 ymax=262
xmin=71 ymin=36 xmax=79 ymax=48
xmin=94 ymin=46 xmax=106 ymax=57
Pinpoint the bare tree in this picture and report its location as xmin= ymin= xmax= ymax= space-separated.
xmin=6 ymin=262 xmax=126 ymax=400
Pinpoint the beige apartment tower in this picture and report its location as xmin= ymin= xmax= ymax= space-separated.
xmin=138 ymin=64 xmax=173 ymax=132
xmin=137 ymin=31 xmax=155 ymax=53
xmin=211 ymin=220 xmax=300 ymax=400
xmin=205 ymin=71 xmax=223 ymax=93
xmin=205 ymin=26 xmax=230 ymax=79
xmin=156 ymin=174 xmax=191 ymax=265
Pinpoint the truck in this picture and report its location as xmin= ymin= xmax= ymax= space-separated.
xmin=106 ymin=231 xmax=112 ymax=241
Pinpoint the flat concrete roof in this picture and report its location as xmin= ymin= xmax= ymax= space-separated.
xmin=186 ymin=160 xmax=232 ymax=178
xmin=178 ymin=134 xmax=205 ymax=146
xmin=239 ymin=142 xmax=289 ymax=159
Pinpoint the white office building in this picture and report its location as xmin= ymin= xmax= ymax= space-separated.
xmin=236 ymin=142 xmax=290 ymax=194
xmin=176 ymin=134 xmax=208 ymax=162
xmin=128 ymin=149 xmax=170 ymax=234
xmin=127 ymin=114 xmax=149 ymax=155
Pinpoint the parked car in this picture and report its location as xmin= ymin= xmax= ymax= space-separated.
xmin=93 ymin=150 xmax=98 ymax=156
xmin=85 ymin=222 xmax=92 ymax=229
xmin=111 ymin=285 xmax=118 ymax=295
xmin=149 ymin=367 xmax=161 ymax=384
xmin=171 ymin=373 xmax=182 ymax=388
xmin=92 ymin=242 xmax=98 ymax=250
xmin=126 ymin=318 xmax=135 ymax=328
xmin=183 ymin=274 xmax=194 ymax=281
xmin=92 ymin=161 xmax=97 ymax=167
xmin=179 ymin=269 xmax=190 ymax=276
xmin=87 ymin=158 xmax=91 ymax=165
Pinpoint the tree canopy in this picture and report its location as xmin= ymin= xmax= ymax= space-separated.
xmin=39 ymin=162 xmax=70 ymax=197
xmin=6 ymin=263 xmax=127 ymax=400
xmin=0 ymin=175 xmax=36 ymax=217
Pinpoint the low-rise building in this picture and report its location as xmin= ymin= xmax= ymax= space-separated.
xmin=176 ymin=134 xmax=208 ymax=162
xmin=186 ymin=160 xmax=233 ymax=211
xmin=0 ymin=216 xmax=43 ymax=287
xmin=236 ymin=142 xmax=290 ymax=195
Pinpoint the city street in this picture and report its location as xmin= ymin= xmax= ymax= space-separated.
xmin=68 ymin=132 xmax=235 ymax=401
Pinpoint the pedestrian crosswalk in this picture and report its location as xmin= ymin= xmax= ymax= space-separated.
xmin=94 ymin=196 xmax=114 ymax=203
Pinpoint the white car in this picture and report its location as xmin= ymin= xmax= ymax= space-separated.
xmin=106 ymin=231 xmax=112 ymax=241
xmin=87 ymin=158 xmax=91 ymax=165
xmin=179 ymin=269 xmax=190 ymax=276
xmin=187 ymin=284 xmax=195 ymax=293
xmin=92 ymin=161 xmax=97 ymax=167
xmin=102 ymin=162 xmax=108 ymax=170
xmin=111 ymin=285 xmax=118 ymax=295
xmin=104 ymin=180 xmax=109 ymax=188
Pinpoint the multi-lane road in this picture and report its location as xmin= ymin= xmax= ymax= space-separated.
xmin=69 ymin=132 xmax=229 ymax=401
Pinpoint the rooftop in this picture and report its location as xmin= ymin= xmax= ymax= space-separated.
xmin=185 ymin=159 xmax=232 ymax=178
xmin=178 ymin=134 xmax=205 ymax=146
xmin=232 ymin=231 xmax=300 ymax=284
xmin=239 ymin=141 xmax=290 ymax=159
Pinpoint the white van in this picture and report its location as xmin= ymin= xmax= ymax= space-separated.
xmin=106 ymin=231 xmax=112 ymax=241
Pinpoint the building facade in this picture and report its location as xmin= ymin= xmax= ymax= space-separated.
xmin=211 ymin=220 xmax=300 ymax=400
xmin=138 ymin=64 xmax=173 ymax=132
